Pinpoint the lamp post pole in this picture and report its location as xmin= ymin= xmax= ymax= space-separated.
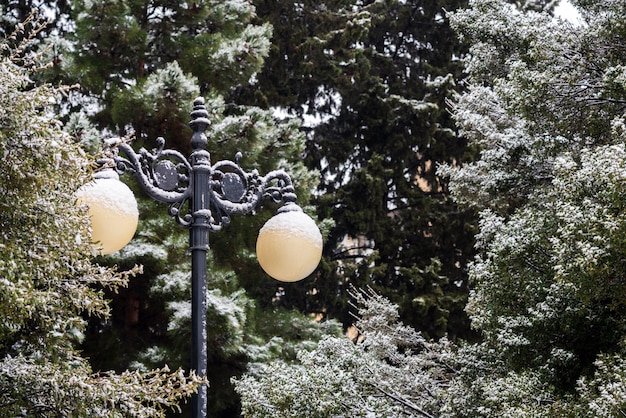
xmin=188 ymin=103 xmax=211 ymax=418
xmin=101 ymin=97 xmax=310 ymax=418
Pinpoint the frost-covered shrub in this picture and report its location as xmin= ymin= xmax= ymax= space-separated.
xmin=0 ymin=17 xmax=200 ymax=416
xmin=235 ymin=288 xmax=455 ymax=417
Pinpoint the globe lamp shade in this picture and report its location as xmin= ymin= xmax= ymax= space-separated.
xmin=76 ymin=174 xmax=139 ymax=255
xmin=256 ymin=206 xmax=323 ymax=282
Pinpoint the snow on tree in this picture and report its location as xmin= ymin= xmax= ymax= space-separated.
xmin=235 ymin=288 xmax=455 ymax=418
xmin=238 ymin=0 xmax=476 ymax=343
xmin=438 ymin=0 xmax=626 ymax=415
xmin=0 ymin=17 xmax=200 ymax=417
xmin=69 ymin=0 xmax=274 ymax=152
xmin=236 ymin=1 xmax=626 ymax=416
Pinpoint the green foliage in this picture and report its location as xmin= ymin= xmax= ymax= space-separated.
xmin=70 ymin=0 xmax=272 ymax=141
xmin=238 ymin=1 xmax=626 ymax=416
xmin=38 ymin=1 xmax=329 ymax=415
xmin=575 ymin=353 xmax=626 ymax=417
xmin=0 ymin=19 xmax=200 ymax=417
xmin=2 ymin=2 xmax=340 ymax=416
xmin=236 ymin=0 xmax=477 ymax=341
xmin=85 ymin=188 xmax=336 ymax=416
xmin=0 ymin=358 xmax=198 ymax=417
xmin=0 ymin=21 xmax=113 ymax=356
xmin=438 ymin=0 xmax=626 ymax=415
xmin=110 ymin=61 xmax=200 ymax=153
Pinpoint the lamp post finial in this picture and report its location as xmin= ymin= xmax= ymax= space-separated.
xmin=190 ymin=97 xmax=210 ymax=150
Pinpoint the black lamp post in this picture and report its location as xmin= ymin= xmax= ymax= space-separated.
xmin=77 ymin=97 xmax=323 ymax=418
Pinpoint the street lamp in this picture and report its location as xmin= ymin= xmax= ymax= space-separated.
xmin=76 ymin=97 xmax=323 ymax=418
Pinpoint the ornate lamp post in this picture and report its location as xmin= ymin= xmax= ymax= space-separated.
xmin=76 ymin=97 xmax=323 ymax=418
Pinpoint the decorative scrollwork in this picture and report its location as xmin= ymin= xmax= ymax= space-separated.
xmin=105 ymin=138 xmax=192 ymax=205
xmin=206 ymin=159 xmax=296 ymax=221
xmin=259 ymin=170 xmax=297 ymax=205
xmin=168 ymin=198 xmax=193 ymax=227
xmin=102 ymin=97 xmax=299 ymax=232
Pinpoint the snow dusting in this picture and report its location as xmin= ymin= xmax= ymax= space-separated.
xmin=259 ymin=210 xmax=322 ymax=247
xmin=76 ymin=178 xmax=138 ymax=217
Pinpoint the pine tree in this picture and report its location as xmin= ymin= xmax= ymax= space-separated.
xmin=69 ymin=0 xmax=273 ymax=152
xmin=237 ymin=0 xmax=476 ymax=340
xmin=0 ymin=18 xmax=200 ymax=417
xmin=51 ymin=1 xmax=331 ymax=416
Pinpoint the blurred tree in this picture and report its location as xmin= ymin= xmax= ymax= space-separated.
xmin=511 ymin=0 xmax=559 ymax=12
xmin=236 ymin=0 xmax=477 ymax=340
xmin=0 ymin=0 xmax=72 ymax=38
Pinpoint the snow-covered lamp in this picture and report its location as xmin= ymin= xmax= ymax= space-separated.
xmin=75 ymin=170 xmax=138 ymax=255
xmin=256 ymin=204 xmax=323 ymax=282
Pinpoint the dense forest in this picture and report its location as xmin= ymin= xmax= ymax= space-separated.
xmin=3 ymin=0 xmax=626 ymax=417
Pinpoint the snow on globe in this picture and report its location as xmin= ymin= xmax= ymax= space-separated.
xmin=256 ymin=204 xmax=323 ymax=282
xmin=75 ymin=170 xmax=138 ymax=255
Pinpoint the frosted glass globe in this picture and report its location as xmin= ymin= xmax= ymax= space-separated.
xmin=256 ymin=208 xmax=323 ymax=282
xmin=76 ymin=177 xmax=139 ymax=255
